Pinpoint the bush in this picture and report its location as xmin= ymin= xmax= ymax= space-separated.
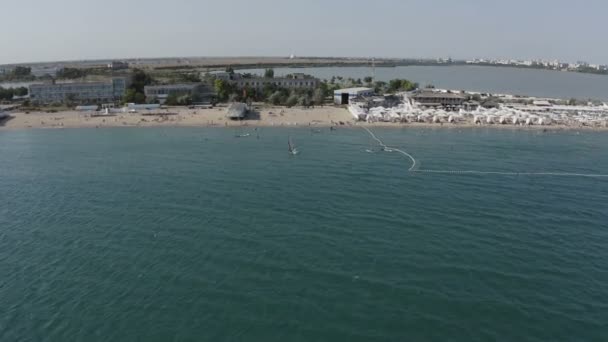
xmin=285 ymin=94 xmax=298 ymax=107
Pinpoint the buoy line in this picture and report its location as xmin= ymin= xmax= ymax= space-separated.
xmin=361 ymin=127 xmax=608 ymax=178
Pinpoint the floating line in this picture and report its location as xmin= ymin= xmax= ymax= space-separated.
xmin=361 ymin=127 xmax=608 ymax=178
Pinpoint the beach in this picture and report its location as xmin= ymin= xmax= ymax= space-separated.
xmin=2 ymin=105 xmax=607 ymax=131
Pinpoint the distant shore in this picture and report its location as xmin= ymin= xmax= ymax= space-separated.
xmin=2 ymin=106 xmax=607 ymax=131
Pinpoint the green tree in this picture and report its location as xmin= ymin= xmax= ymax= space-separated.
xmin=285 ymin=93 xmax=298 ymax=107
xmin=374 ymin=81 xmax=387 ymax=94
xmin=124 ymin=89 xmax=137 ymax=103
xmin=0 ymin=87 xmax=14 ymax=100
xmin=12 ymin=66 xmax=31 ymax=77
xmin=225 ymin=66 xmax=234 ymax=74
xmin=57 ymin=68 xmax=87 ymax=79
xmin=298 ymin=94 xmax=311 ymax=107
xmin=165 ymin=93 xmax=179 ymax=106
xmin=268 ymin=91 xmax=284 ymax=105
xmin=363 ymin=76 xmax=373 ymax=84
xmin=65 ymin=93 xmax=78 ymax=107
xmin=15 ymin=87 xmax=28 ymax=96
xmin=264 ymin=68 xmax=275 ymax=78
xmin=134 ymin=92 xmax=146 ymax=104
xmin=214 ymin=79 xmax=234 ymax=102
xmin=313 ymin=88 xmax=325 ymax=105
xmin=130 ymin=69 xmax=153 ymax=93
xmin=388 ymin=79 xmax=403 ymax=92
xmin=179 ymin=72 xmax=201 ymax=83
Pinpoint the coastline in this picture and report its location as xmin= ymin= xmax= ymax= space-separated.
xmin=2 ymin=106 xmax=607 ymax=132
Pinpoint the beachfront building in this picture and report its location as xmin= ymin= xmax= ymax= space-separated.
xmin=334 ymin=87 xmax=374 ymax=105
xmin=412 ymin=91 xmax=467 ymax=109
xmin=234 ymin=73 xmax=319 ymax=91
xmin=144 ymin=83 xmax=215 ymax=104
xmin=29 ymin=78 xmax=127 ymax=105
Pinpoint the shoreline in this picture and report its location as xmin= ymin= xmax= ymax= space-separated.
xmin=2 ymin=106 xmax=607 ymax=132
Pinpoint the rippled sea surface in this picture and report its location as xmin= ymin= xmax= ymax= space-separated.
xmin=1 ymin=127 xmax=607 ymax=341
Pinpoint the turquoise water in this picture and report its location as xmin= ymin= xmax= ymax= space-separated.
xmin=240 ymin=65 xmax=608 ymax=100
xmin=1 ymin=127 xmax=607 ymax=341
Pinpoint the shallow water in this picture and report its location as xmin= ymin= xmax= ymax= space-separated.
xmin=1 ymin=127 xmax=607 ymax=341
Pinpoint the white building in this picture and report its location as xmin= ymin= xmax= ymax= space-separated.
xmin=334 ymin=87 xmax=374 ymax=105
xmin=29 ymin=78 xmax=127 ymax=104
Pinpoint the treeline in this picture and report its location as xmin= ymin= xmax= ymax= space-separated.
xmin=213 ymin=79 xmax=326 ymax=107
xmin=0 ymin=87 xmax=28 ymax=101
xmin=0 ymin=66 xmax=35 ymax=81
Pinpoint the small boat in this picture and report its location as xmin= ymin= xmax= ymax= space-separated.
xmin=235 ymin=133 xmax=250 ymax=138
xmin=288 ymin=136 xmax=299 ymax=155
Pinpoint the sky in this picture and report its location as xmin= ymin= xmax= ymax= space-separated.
xmin=1 ymin=0 xmax=607 ymax=65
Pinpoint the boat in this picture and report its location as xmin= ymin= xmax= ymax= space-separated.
xmin=235 ymin=133 xmax=250 ymax=138
xmin=288 ymin=136 xmax=299 ymax=155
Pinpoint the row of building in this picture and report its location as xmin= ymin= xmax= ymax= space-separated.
xmin=25 ymin=71 xmax=322 ymax=105
xmin=334 ymin=87 xmax=481 ymax=111
xmin=212 ymin=72 xmax=319 ymax=90
xmin=465 ymin=58 xmax=608 ymax=72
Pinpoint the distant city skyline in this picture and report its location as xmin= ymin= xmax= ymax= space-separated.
xmin=2 ymin=0 xmax=608 ymax=65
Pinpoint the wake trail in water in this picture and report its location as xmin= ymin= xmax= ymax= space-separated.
xmin=360 ymin=127 xmax=608 ymax=178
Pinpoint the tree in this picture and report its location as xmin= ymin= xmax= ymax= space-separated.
xmin=298 ymin=94 xmax=311 ymax=107
xmin=472 ymin=94 xmax=482 ymax=102
xmin=179 ymin=72 xmax=201 ymax=83
xmin=12 ymin=66 xmax=31 ymax=77
xmin=264 ymin=68 xmax=275 ymax=78
xmin=57 ymin=68 xmax=87 ymax=79
xmin=165 ymin=93 xmax=179 ymax=106
xmin=374 ymin=81 xmax=387 ymax=94
xmin=15 ymin=87 xmax=28 ymax=96
xmin=225 ymin=66 xmax=234 ymax=74
xmin=0 ymin=87 xmax=14 ymax=101
xmin=268 ymin=91 xmax=284 ymax=105
xmin=134 ymin=92 xmax=146 ymax=104
xmin=364 ymin=76 xmax=373 ymax=84
xmin=65 ymin=93 xmax=78 ymax=107
xmin=214 ymin=79 xmax=234 ymax=102
xmin=313 ymin=88 xmax=325 ymax=105
xmin=389 ymin=79 xmax=403 ymax=92
xmin=130 ymin=69 xmax=153 ymax=93
xmin=124 ymin=89 xmax=137 ymax=103
xmin=285 ymin=93 xmax=298 ymax=107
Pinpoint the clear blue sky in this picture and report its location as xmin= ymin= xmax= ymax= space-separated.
xmin=2 ymin=0 xmax=607 ymax=65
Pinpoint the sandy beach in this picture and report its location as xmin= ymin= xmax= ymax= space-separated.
xmin=2 ymin=106 xmax=607 ymax=131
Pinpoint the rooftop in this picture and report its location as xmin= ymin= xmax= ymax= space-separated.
xmin=413 ymin=92 xmax=467 ymax=99
xmin=334 ymin=87 xmax=373 ymax=93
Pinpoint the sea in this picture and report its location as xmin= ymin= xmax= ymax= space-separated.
xmin=1 ymin=127 xmax=607 ymax=341
xmin=240 ymin=65 xmax=608 ymax=101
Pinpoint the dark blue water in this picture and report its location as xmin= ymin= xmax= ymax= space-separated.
xmin=1 ymin=127 xmax=607 ymax=341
